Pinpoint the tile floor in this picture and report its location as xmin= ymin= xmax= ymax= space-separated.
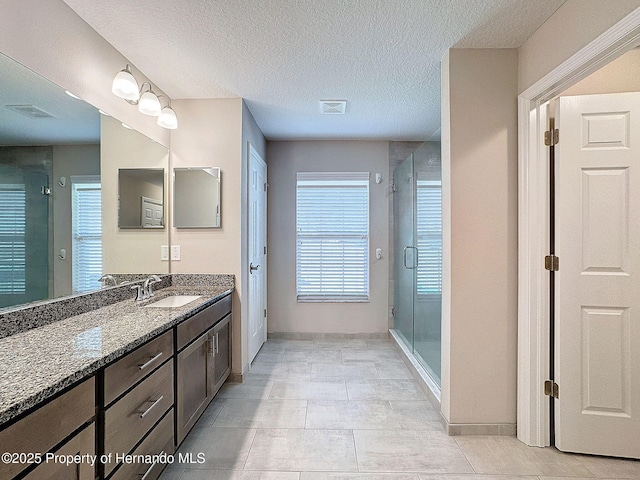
xmin=160 ymin=338 xmax=640 ymax=480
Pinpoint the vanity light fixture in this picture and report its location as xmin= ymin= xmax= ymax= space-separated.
xmin=111 ymin=64 xmax=178 ymax=129
xmin=112 ymin=64 xmax=140 ymax=102
xmin=157 ymin=96 xmax=178 ymax=129
xmin=138 ymin=84 xmax=161 ymax=116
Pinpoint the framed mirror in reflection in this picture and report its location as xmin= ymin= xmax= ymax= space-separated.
xmin=174 ymin=167 xmax=221 ymax=228
xmin=118 ymin=169 xmax=165 ymax=228
xmin=0 ymin=52 xmax=169 ymax=311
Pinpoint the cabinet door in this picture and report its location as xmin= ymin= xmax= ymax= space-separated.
xmin=176 ymin=332 xmax=210 ymax=445
xmin=24 ymin=423 xmax=94 ymax=480
xmin=212 ymin=314 xmax=231 ymax=394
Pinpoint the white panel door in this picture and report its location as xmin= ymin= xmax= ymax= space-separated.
xmin=556 ymin=92 xmax=640 ymax=458
xmin=248 ymin=145 xmax=267 ymax=363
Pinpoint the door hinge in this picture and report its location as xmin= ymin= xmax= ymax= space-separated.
xmin=264 ymin=182 xmax=269 ymax=192
xmin=390 ymin=183 xmax=396 ymax=193
xmin=41 ymin=186 xmax=52 ymax=196
xmin=264 ymin=308 xmax=267 ymax=318
xmin=545 ymin=255 xmax=559 ymax=271
xmin=391 ymin=306 xmax=396 ymax=317
xmin=544 ymin=128 xmax=559 ymax=146
xmin=264 ymin=246 xmax=267 ymax=255
xmin=544 ymin=380 xmax=559 ymax=398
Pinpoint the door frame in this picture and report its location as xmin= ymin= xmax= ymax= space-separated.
xmin=517 ymin=8 xmax=640 ymax=447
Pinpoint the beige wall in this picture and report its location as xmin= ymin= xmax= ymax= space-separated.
xmin=560 ymin=47 xmax=640 ymax=96
xmin=52 ymin=144 xmax=100 ymax=297
xmin=441 ymin=49 xmax=518 ymax=426
xmin=519 ymin=0 xmax=640 ymax=93
xmin=266 ymin=141 xmax=389 ymax=335
xmin=101 ymin=115 xmax=169 ymax=274
xmin=170 ymin=98 xmax=246 ymax=374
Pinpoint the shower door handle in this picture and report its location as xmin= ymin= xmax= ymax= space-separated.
xmin=403 ymin=246 xmax=418 ymax=269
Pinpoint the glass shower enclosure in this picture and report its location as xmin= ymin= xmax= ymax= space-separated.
xmin=393 ymin=142 xmax=442 ymax=386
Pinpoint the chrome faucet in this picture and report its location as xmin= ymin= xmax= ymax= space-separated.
xmin=99 ymin=274 xmax=117 ymax=288
xmin=143 ymin=274 xmax=162 ymax=298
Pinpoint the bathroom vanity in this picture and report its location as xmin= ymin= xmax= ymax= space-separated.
xmin=0 ymin=276 xmax=233 ymax=480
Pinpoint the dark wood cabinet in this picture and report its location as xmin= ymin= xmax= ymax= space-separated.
xmin=23 ymin=424 xmax=95 ymax=480
xmin=176 ymin=295 xmax=232 ymax=445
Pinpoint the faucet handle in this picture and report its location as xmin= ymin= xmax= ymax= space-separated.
xmin=99 ymin=274 xmax=116 ymax=287
xmin=131 ymin=285 xmax=145 ymax=302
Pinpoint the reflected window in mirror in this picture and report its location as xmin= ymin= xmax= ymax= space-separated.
xmin=118 ymin=168 xmax=165 ymax=229
xmin=174 ymin=167 xmax=221 ymax=228
xmin=71 ymin=176 xmax=102 ymax=293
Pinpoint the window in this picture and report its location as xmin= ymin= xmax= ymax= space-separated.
xmin=296 ymin=172 xmax=370 ymax=302
xmin=416 ymin=180 xmax=442 ymax=295
xmin=72 ymin=177 xmax=102 ymax=293
xmin=0 ymin=184 xmax=26 ymax=294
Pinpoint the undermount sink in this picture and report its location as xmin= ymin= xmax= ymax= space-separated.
xmin=144 ymin=295 xmax=202 ymax=308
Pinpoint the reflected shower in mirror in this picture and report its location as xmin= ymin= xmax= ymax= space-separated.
xmin=173 ymin=167 xmax=221 ymax=228
xmin=118 ymin=169 xmax=165 ymax=228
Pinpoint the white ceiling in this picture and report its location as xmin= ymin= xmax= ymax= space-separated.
xmin=62 ymin=0 xmax=566 ymax=141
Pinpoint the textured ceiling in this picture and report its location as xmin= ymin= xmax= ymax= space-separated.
xmin=62 ymin=0 xmax=566 ymax=141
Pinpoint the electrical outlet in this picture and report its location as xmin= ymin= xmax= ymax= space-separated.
xmin=160 ymin=245 xmax=169 ymax=261
xmin=170 ymin=245 xmax=181 ymax=261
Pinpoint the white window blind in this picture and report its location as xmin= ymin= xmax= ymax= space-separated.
xmin=416 ymin=180 xmax=442 ymax=295
xmin=296 ymin=172 xmax=370 ymax=302
xmin=72 ymin=177 xmax=102 ymax=293
xmin=0 ymin=184 xmax=26 ymax=294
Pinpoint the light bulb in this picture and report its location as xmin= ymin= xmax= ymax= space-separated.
xmin=112 ymin=66 xmax=140 ymax=102
xmin=157 ymin=106 xmax=178 ymax=129
xmin=138 ymin=90 xmax=161 ymax=116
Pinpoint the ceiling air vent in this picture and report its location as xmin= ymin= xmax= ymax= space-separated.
xmin=5 ymin=104 xmax=56 ymax=118
xmin=319 ymin=100 xmax=347 ymax=114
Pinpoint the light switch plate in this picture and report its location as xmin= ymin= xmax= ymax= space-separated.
xmin=170 ymin=245 xmax=181 ymax=261
xmin=161 ymin=245 xmax=169 ymax=261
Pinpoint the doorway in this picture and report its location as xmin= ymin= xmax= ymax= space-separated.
xmin=248 ymin=143 xmax=267 ymax=364
xmin=518 ymin=7 xmax=640 ymax=455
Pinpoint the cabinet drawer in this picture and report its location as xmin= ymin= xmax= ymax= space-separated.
xmin=109 ymin=409 xmax=174 ymax=480
xmin=177 ymin=294 xmax=231 ymax=351
xmin=104 ymin=330 xmax=173 ymax=405
xmin=104 ymin=361 xmax=173 ymax=475
xmin=23 ymin=423 xmax=95 ymax=480
xmin=0 ymin=377 xmax=95 ymax=479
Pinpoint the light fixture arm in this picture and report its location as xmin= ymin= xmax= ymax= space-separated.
xmin=124 ymin=82 xmax=154 ymax=106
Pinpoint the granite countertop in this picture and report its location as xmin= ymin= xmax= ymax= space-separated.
xmin=0 ymin=285 xmax=232 ymax=427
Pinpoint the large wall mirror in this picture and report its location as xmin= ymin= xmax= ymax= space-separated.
xmin=0 ymin=52 xmax=169 ymax=311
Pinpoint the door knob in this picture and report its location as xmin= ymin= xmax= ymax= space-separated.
xmin=250 ymin=262 xmax=260 ymax=273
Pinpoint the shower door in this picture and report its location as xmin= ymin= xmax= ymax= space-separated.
xmin=393 ymin=143 xmax=442 ymax=386
xmin=393 ymin=153 xmax=415 ymax=348
xmin=0 ymin=164 xmax=49 ymax=308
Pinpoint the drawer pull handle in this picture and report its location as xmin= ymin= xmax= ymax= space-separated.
xmin=139 ymin=460 xmax=157 ymax=480
xmin=139 ymin=396 xmax=164 ymax=419
xmin=138 ymin=352 xmax=164 ymax=371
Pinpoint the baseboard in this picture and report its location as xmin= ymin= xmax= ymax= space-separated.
xmin=445 ymin=423 xmax=517 ymax=436
xmin=267 ymin=331 xmax=390 ymax=340
xmin=227 ymin=372 xmax=243 ymax=383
